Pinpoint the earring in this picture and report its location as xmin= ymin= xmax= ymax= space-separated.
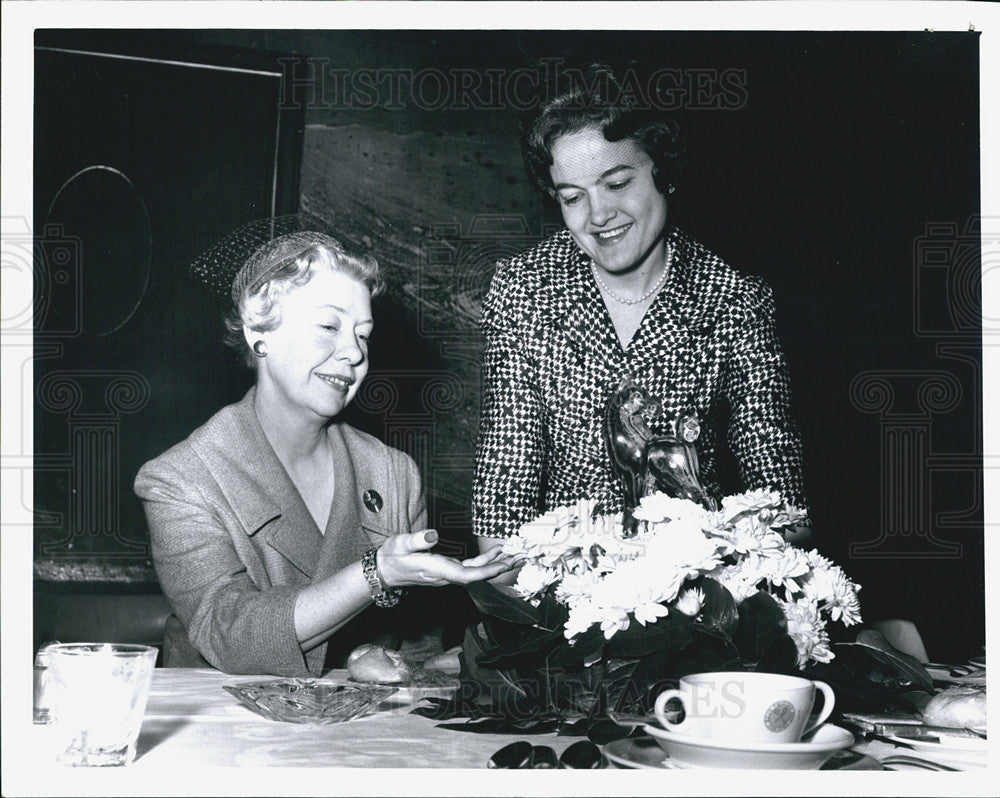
xmin=252 ymin=340 xmax=267 ymax=358
xmin=668 ymin=185 xmax=676 ymax=194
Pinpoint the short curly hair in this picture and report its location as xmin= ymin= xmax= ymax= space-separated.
xmin=521 ymin=64 xmax=684 ymax=203
xmin=224 ymin=234 xmax=384 ymax=369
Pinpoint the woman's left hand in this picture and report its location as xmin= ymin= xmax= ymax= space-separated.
xmin=376 ymin=530 xmax=516 ymax=588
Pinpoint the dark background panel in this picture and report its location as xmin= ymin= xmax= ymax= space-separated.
xmin=32 ymin=29 xmax=984 ymax=661
xmin=33 ymin=39 xmax=304 ymax=566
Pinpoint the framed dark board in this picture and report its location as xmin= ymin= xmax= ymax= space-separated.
xmin=32 ymin=33 xmax=305 ymax=566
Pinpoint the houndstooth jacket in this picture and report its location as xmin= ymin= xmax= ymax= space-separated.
xmin=472 ymin=226 xmax=808 ymax=539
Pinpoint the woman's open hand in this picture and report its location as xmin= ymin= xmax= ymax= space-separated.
xmin=376 ymin=530 xmax=515 ymax=588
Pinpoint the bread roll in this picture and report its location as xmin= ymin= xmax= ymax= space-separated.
xmin=346 ymin=644 xmax=378 ymax=666
xmin=422 ymin=646 xmax=462 ymax=674
xmin=921 ymin=686 xmax=986 ymax=728
xmin=346 ymin=645 xmax=412 ymax=684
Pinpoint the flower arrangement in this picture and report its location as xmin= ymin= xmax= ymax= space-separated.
xmin=415 ymin=491 xmax=931 ymax=738
xmin=502 ymin=490 xmax=861 ymax=668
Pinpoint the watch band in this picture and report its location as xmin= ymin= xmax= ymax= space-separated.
xmin=362 ymin=547 xmax=403 ymax=608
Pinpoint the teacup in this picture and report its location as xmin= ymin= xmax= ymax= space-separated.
xmin=653 ymin=671 xmax=835 ymax=744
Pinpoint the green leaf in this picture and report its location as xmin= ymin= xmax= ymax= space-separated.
xmin=836 ymin=629 xmax=934 ymax=692
xmin=587 ymin=719 xmax=638 ymax=744
xmin=558 ymin=717 xmax=595 ymax=737
xmin=461 ymin=623 xmax=528 ymax=708
xmin=660 ymin=625 xmax=743 ymax=681
xmin=547 ymin=626 xmax=605 ymax=667
xmin=466 ymin=581 xmax=541 ymax=626
xmin=605 ymin=612 xmax=694 ymax=658
xmin=803 ymin=658 xmax=927 ymax=714
xmin=618 ymin=650 xmax=671 ymax=712
xmin=604 ymin=658 xmax=642 ymax=713
xmin=477 ymin=627 xmax=563 ymax=668
xmin=757 ymin=632 xmax=799 ymax=674
xmin=536 ymin=593 xmax=570 ymax=632
xmin=435 ymin=716 xmax=560 ymax=735
xmin=695 ymin=578 xmax=740 ymax=635
xmin=732 ymin=592 xmax=788 ymax=665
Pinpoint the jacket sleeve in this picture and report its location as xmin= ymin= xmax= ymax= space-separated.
xmin=391 ymin=447 xmax=428 ymax=533
xmin=135 ymin=458 xmax=310 ymax=676
xmin=472 ymin=259 xmax=546 ymax=539
xmin=724 ymin=278 xmax=810 ymax=516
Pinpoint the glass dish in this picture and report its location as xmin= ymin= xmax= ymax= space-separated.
xmin=223 ymin=679 xmax=398 ymax=724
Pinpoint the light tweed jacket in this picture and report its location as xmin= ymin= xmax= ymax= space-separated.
xmin=135 ymin=387 xmax=426 ymax=676
xmin=473 ymin=226 xmax=808 ymax=539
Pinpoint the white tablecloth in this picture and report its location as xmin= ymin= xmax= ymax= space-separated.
xmin=135 ymin=669 xmax=583 ymax=769
xmin=31 ymin=668 xmax=986 ymax=771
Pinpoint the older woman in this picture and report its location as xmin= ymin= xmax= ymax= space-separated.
xmin=136 ymin=227 xmax=511 ymax=675
xmin=473 ymin=66 xmax=809 ymax=549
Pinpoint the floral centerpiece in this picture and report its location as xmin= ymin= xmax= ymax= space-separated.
xmin=506 ymin=491 xmax=859 ymax=667
xmin=416 ymin=490 xmax=933 ymax=738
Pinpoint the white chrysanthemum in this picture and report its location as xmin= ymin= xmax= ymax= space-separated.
xmin=511 ymin=502 xmax=631 ymax=577
xmin=591 ymin=557 xmax=682 ymax=611
xmin=501 ymin=533 xmax=529 ymax=557
xmin=555 ymin=570 xmax=602 ymax=605
xmin=514 ymin=500 xmax=599 ymax=552
xmin=714 ymin=564 xmax=763 ymax=603
xmin=633 ymin=492 xmax=711 ymax=526
xmin=564 ymin=600 xmax=600 ymax=640
xmin=721 ymin=488 xmax=783 ymax=523
xmin=515 ymin=511 xmax=566 ymax=548
xmin=675 ymin=587 xmax=705 ymax=617
xmin=634 ymin=601 xmax=671 ymax=626
xmin=718 ymin=514 xmax=787 ymax=557
xmin=799 ymin=562 xmax=836 ymax=602
xmin=515 ymin=490 xmax=858 ymax=655
xmin=758 ymin=547 xmax=811 ymax=596
xmin=781 ymin=599 xmax=834 ymax=666
xmin=769 ymin=502 xmax=810 ymax=529
xmin=599 ymin=613 xmax=632 ymax=639
xmin=511 ymin=563 xmax=559 ymax=604
xmin=804 ymin=548 xmax=834 ymax=570
xmin=802 ymin=565 xmax=862 ymax=626
xmin=643 ymin=519 xmax=725 ymax=576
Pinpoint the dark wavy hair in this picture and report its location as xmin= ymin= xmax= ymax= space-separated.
xmin=521 ymin=64 xmax=685 ymax=203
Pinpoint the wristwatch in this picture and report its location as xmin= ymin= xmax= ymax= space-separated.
xmin=362 ymin=547 xmax=404 ymax=608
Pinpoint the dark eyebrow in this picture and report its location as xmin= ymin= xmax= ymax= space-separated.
xmin=553 ymin=164 xmax=635 ymax=191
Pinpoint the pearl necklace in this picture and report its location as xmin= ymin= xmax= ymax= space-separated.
xmin=591 ymin=244 xmax=673 ymax=306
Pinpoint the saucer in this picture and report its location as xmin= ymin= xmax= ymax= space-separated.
xmin=604 ymin=735 xmax=880 ymax=770
xmin=882 ymin=732 xmax=987 ymax=766
xmin=604 ymin=736 xmax=669 ymax=769
xmin=642 ymin=723 xmax=854 ymax=769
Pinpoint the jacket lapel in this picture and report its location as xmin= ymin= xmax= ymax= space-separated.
xmin=195 ymin=388 xmax=323 ymax=578
xmin=313 ymin=424 xmax=368 ymax=578
xmin=542 ymin=237 xmax=626 ymax=372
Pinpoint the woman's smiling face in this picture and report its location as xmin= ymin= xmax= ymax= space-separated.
xmin=549 ymin=126 xmax=669 ymax=277
xmin=252 ymin=267 xmax=372 ymax=423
